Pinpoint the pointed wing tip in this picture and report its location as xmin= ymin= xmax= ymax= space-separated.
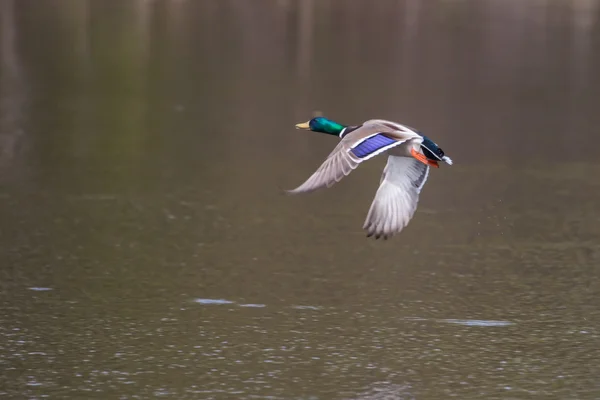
xmin=365 ymin=231 xmax=395 ymax=240
xmin=284 ymin=188 xmax=301 ymax=196
xmin=364 ymin=223 xmax=396 ymax=240
xmin=284 ymin=185 xmax=321 ymax=195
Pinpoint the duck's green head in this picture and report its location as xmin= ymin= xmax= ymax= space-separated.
xmin=295 ymin=117 xmax=346 ymax=136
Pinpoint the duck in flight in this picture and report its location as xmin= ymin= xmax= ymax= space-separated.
xmin=288 ymin=117 xmax=452 ymax=240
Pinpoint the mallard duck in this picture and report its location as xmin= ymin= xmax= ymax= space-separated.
xmin=288 ymin=117 xmax=452 ymax=239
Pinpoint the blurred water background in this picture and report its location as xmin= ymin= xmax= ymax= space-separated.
xmin=1 ymin=0 xmax=600 ymax=399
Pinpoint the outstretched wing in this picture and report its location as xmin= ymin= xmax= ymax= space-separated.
xmin=287 ymin=129 xmax=418 ymax=194
xmin=363 ymin=155 xmax=429 ymax=239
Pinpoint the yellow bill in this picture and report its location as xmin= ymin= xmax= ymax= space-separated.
xmin=295 ymin=121 xmax=310 ymax=130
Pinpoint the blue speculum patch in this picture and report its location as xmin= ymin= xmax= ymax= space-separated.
xmin=350 ymin=134 xmax=396 ymax=158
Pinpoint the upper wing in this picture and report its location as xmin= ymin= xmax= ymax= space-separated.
xmin=363 ymin=155 xmax=430 ymax=239
xmin=287 ymin=124 xmax=421 ymax=194
xmin=286 ymin=138 xmax=361 ymax=194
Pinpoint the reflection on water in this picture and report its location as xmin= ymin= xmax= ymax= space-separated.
xmin=1 ymin=0 xmax=600 ymax=399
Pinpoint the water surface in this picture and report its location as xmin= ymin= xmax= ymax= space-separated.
xmin=1 ymin=0 xmax=600 ymax=399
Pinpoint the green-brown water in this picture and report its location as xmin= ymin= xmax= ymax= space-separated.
xmin=1 ymin=1 xmax=600 ymax=399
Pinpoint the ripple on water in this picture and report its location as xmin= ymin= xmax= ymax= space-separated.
xmin=291 ymin=305 xmax=322 ymax=310
xmin=190 ymin=300 xmax=512 ymax=328
xmin=193 ymin=298 xmax=235 ymax=305
xmin=193 ymin=298 xmax=267 ymax=308
xmin=440 ymin=319 xmax=514 ymax=327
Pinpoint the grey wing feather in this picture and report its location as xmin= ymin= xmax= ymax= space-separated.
xmin=286 ymin=140 xmax=361 ymax=194
xmin=363 ymin=156 xmax=429 ymax=239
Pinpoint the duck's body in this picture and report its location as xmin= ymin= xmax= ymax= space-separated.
xmin=288 ymin=117 xmax=452 ymax=239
